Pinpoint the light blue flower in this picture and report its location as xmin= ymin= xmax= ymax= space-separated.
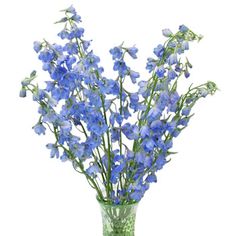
xmin=33 ymin=123 xmax=46 ymax=135
xmin=162 ymin=28 xmax=173 ymax=37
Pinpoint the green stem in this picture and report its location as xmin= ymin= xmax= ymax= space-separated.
xmin=119 ymin=77 xmax=124 ymax=191
xmin=101 ymin=95 xmax=113 ymax=200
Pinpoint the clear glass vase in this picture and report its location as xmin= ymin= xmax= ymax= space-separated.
xmin=98 ymin=200 xmax=138 ymax=236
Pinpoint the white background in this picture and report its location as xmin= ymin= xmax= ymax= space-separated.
xmin=0 ymin=0 xmax=235 ymax=235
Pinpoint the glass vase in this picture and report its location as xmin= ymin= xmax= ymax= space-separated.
xmin=98 ymin=200 xmax=138 ymax=236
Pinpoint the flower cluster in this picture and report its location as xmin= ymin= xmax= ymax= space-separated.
xmin=20 ymin=6 xmax=217 ymax=204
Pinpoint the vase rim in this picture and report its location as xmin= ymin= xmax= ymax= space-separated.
xmin=96 ymin=196 xmax=139 ymax=207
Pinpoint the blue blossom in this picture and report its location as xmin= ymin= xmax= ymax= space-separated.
xmin=162 ymin=28 xmax=173 ymax=37
xmin=147 ymin=106 xmax=162 ymax=121
xmin=60 ymin=152 xmax=69 ymax=162
xmin=150 ymin=120 xmax=164 ymax=133
xmin=135 ymin=152 xmax=146 ymax=164
xmin=166 ymin=121 xmax=176 ymax=133
xmin=130 ymin=71 xmax=140 ymax=83
xmin=179 ymin=24 xmax=189 ymax=33
xmin=178 ymin=118 xmax=189 ymax=127
xmin=84 ymin=53 xmax=100 ymax=69
xmin=33 ymin=41 xmax=42 ymax=53
xmin=72 ymin=27 xmax=84 ymax=38
xmin=38 ymin=49 xmax=55 ymax=63
xmin=142 ymin=138 xmax=156 ymax=152
xmin=146 ymin=58 xmax=156 ymax=72
xmin=33 ymin=123 xmax=46 ymax=135
xmin=130 ymin=190 xmax=143 ymax=201
xmin=58 ymin=29 xmax=69 ymax=39
xmin=111 ymin=128 xmax=120 ymax=142
xmin=184 ymin=69 xmax=190 ymax=78
xmin=138 ymin=80 xmax=149 ymax=98
xmin=182 ymin=41 xmax=189 ymax=50
xmin=182 ymin=107 xmax=191 ymax=116
xmin=19 ymin=88 xmax=27 ymax=97
xmin=145 ymin=174 xmax=157 ymax=183
xmin=111 ymin=162 xmax=125 ymax=184
xmin=167 ymin=53 xmax=178 ymax=65
xmin=51 ymin=66 xmax=67 ymax=80
xmin=153 ymin=44 xmax=164 ymax=58
xmin=71 ymin=14 xmax=82 ymax=23
xmin=113 ymin=60 xmax=129 ymax=77
xmin=109 ymin=47 xmax=123 ymax=60
xmin=122 ymin=123 xmax=139 ymax=140
xmin=155 ymin=154 xmax=167 ymax=170
xmin=156 ymin=66 xmax=166 ymax=78
xmin=46 ymin=143 xmax=59 ymax=158
xmin=127 ymin=46 xmax=138 ymax=59
xmin=140 ymin=125 xmax=150 ymax=138
xmin=167 ymin=69 xmax=177 ymax=80
xmin=86 ymin=164 xmax=101 ymax=178
xmin=63 ymin=42 xmax=79 ymax=55
xmin=169 ymin=92 xmax=180 ymax=112
xmin=33 ymin=89 xmax=46 ymax=101
xmin=64 ymin=5 xmax=77 ymax=14
xmin=82 ymin=40 xmax=91 ymax=51
xmin=157 ymin=91 xmax=169 ymax=110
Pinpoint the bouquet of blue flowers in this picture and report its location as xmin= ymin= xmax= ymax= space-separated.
xmin=20 ymin=5 xmax=217 ymax=206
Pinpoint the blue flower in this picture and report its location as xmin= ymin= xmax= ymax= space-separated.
xmin=129 ymin=71 xmax=140 ymax=83
xmin=155 ymin=154 xmax=166 ymax=170
xmin=127 ymin=46 xmax=138 ymax=59
xmin=167 ymin=69 xmax=177 ymax=80
xmin=150 ymin=120 xmax=163 ymax=133
xmin=142 ymin=138 xmax=156 ymax=152
xmin=184 ymin=69 xmax=190 ymax=78
xmin=33 ymin=123 xmax=46 ymax=135
xmin=38 ymin=49 xmax=55 ymax=63
xmin=145 ymin=174 xmax=157 ymax=183
xmin=140 ymin=125 xmax=150 ymax=138
xmin=157 ymin=91 xmax=169 ymax=111
xmin=51 ymin=66 xmax=67 ymax=81
xmin=182 ymin=107 xmax=191 ymax=116
xmin=111 ymin=128 xmax=120 ymax=142
xmin=122 ymin=123 xmax=139 ymax=140
xmin=82 ymin=40 xmax=91 ymax=51
xmin=109 ymin=47 xmax=123 ymax=60
xmin=130 ymin=190 xmax=143 ymax=202
xmin=71 ymin=26 xmax=84 ymax=39
xmin=135 ymin=152 xmax=145 ymax=164
xmin=146 ymin=58 xmax=156 ymax=72
xmin=19 ymin=88 xmax=27 ymax=97
xmin=156 ymin=66 xmax=166 ymax=78
xmin=63 ymin=42 xmax=79 ymax=55
xmin=46 ymin=143 xmax=59 ymax=158
xmin=111 ymin=163 xmax=125 ymax=184
xmin=166 ymin=121 xmax=176 ymax=133
xmin=113 ymin=60 xmax=129 ymax=77
xmin=33 ymin=41 xmax=42 ymax=53
xmin=182 ymin=41 xmax=189 ymax=50
xmin=58 ymin=29 xmax=70 ymax=39
xmin=147 ymin=106 xmax=162 ymax=121
xmin=84 ymin=53 xmax=100 ymax=70
xmin=167 ymin=54 xmax=178 ymax=65
xmin=162 ymin=28 xmax=173 ymax=37
xmin=71 ymin=14 xmax=82 ymax=23
xmin=178 ymin=118 xmax=189 ymax=127
xmin=60 ymin=152 xmax=69 ymax=162
xmin=153 ymin=44 xmax=164 ymax=58
xmin=86 ymin=164 xmax=101 ymax=178
xmin=179 ymin=24 xmax=189 ymax=33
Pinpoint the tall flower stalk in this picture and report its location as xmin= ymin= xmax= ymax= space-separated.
xmin=20 ymin=6 xmax=217 ymax=204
